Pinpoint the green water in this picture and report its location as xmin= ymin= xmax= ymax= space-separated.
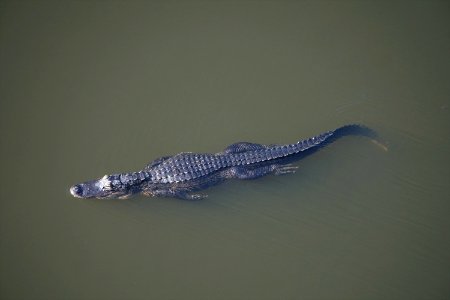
xmin=1 ymin=1 xmax=449 ymax=299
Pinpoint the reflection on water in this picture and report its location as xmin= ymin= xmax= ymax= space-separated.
xmin=1 ymin=1 xmax=449 ymax=299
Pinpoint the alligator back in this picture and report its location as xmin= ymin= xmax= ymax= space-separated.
xmin=147 ymin=127 xmax=350 ymax=184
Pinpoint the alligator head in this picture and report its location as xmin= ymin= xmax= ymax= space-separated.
xmin=70 ymin=175 xmax=129 ymax=199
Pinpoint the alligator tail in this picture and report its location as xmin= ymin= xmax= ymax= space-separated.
xmin=290 ymin=124 xmax=385 ymax=155
xmin=230 ymin=125 xmax=384 ymax=166
xmin=332 ymin=124 xmax=378 ymax=140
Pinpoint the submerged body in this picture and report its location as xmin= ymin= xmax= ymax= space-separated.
xmin=70 ymin=125 xmax=378 ymax=200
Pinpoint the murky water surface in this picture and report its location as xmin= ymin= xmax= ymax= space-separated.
xmin=1 ymin=1 xmax=449 ymax=299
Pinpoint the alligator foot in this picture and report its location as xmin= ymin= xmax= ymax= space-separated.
xmin=225 ymin=163 xmax=298 ymax=180
xmin=178 ymin=192 xmax=208 ymax=200
xmin=225 ymin=166 xmax=272 ymax=179
xmin=273 ymin=164 xmax=298 ymax=175
xmin=142 ymin=188 xmax=208 ymax=200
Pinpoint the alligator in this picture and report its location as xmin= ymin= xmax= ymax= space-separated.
xmin=69 ymin=124 xmax=379 ymax=200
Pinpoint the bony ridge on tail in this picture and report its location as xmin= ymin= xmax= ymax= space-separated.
xmin=70 ymin=124 xmax=384 ymax=200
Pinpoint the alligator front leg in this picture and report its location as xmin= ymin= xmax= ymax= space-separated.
xmin=177 ymin=192 xmax=208 ymax=200
xmin=225 ymin=164 xmax=298 ymax=180
xmin=142 ymin=187 xmax=207 ymax=200
xmin=143 ymin=156 xmax=173 ymax=170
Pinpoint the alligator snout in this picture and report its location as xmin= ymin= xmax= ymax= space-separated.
xmin=70 ymin=184 xmax=83 ymax=198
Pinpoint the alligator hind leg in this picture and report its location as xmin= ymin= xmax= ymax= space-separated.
xmin=222 ymin=142 xmax=267 ymax=154
xmin=273 ymin=164 xmax=298 ymax=175
xmin=225 ymin=164 xmax=298 ymax=180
